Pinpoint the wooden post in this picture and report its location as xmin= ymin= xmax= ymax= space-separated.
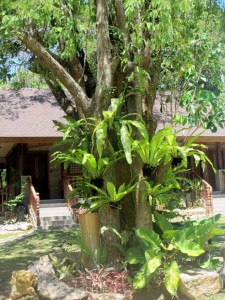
xmin=36 ymin=192 xmax=40 ymax=227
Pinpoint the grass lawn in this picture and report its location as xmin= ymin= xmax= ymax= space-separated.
xmin=0 ymin=229 xmax=77 ymax=297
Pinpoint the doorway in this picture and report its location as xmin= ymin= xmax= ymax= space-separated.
xmin=26 ymin=152 xmax=49 ymax=199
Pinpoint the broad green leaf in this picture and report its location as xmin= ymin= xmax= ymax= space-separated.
xmin=126 ymin=120 xmax=148 ymax=139
xmin=154 ymin=211 xmax=173 ymax=232
xmin=111 ymin=96 xmax=123 ymax=115
xmin=193 ymin=154 xmax=200 ymax=166
xmin=106 ymin=181 xmax=116 ymax=201
xmin=133 ymin=140 xmax=150 ymax=163
xmin=126 ymin=247 xmax=145 ymax=265
xmin=120 ymin=123 xmax=132 ymax=164
xmin=163 ymin=230 xmax=179 ymax=240
xmin=136 ymin=228 xmax=161 ymax=251
xmin=144 ymin=248 xmax=159 ymax=260
xmin=164 ymin=261 xmax=180 ymax=296
xmin=164 ymin=243 xmax=174 ymax=251
xmin=118 ymin=182 xmax=126 ymax=193
xmin=102 ymin=110 xmax=114 ymax=120
xmin=95 ymin=122 xmax=108 ymax=157
xmin=173 ymin=239 xmax=204 ymax=256
xmin=90 ymin=199 xmax=108 ymax=210
xmin=97 ymin=157 xmax=109 ymax=174
xmin=87 ymin=183 xmax=108 ymax=198
xmin=133 ymin=254 xmax=162 ymax=289
xmin=82 ymin=153 xmax=95 ymax=167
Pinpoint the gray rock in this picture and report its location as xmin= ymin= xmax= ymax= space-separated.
xmin=38 ymin=275 xmax=88 ymax=300
xmin=219 ymin=243 xmax=225 ymax=286
xmin=5 ymin=224 xmax=18 ymax=231
xmin=27 ymin=255 xmax=56 ymax=277
xmin=88 ymin=293 xmax=126 ymax=299
xmin=18 ymin=222 xmax=33 ymax=231
xmin=179 ymin=269 xmax=223 ymax=300
xmin=28 ymin=255 xmax=88 ymax=300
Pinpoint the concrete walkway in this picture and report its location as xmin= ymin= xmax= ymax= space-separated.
xmin=213 ymin=193 xmax=225 ymax=215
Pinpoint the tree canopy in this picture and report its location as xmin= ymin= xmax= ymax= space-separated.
xmin=0 ymin=0 xmax=225 ymax=130
xmin=1 ymin=1 xmax=225 ymax=295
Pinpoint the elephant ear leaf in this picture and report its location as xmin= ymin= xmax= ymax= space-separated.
xmin=136 ymin=228 xmax=161 ymax=251
xmin=164 ymin=261 xmax=180 ymax=297
xmin=154 ymin=211 xmax=173 ymax=232
xmin=172 ymin=236 xmax=205 ymax=256
xmin=133 ymin=254 xmax=162 ymax=289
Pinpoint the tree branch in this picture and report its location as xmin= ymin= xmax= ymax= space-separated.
xmin=94 ymin=0 xmax=113 ymax=115
xmin=77 ymin=50 xmax=97 ymax=98
xmin=21 ymin=34 xmax=90 ymax=118
xmin=44 ymin=76 xmax=78 ymax=119
xmin=114 ymin=0 xmax=130 ymax=47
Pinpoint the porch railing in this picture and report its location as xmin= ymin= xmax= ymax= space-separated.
xmin=185 ymin=171 xmax=213 ymax=215
xmin=27 ymin=178 xmax=40 ymax=227
xmin=63 ymin=174 xmax=80 ymax=221
xmin=195 ymin=173 xmax=213 ymax=215
xmin=63 ymin=174 xmax=81 ymax=223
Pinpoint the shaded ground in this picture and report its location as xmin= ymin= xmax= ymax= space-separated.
xmin=1 ymin=217 xmax=225 ymax=299
xmin=0 ymin=229 xmax=76 ymax=297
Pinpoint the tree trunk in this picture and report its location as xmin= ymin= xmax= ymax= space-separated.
xmin=100 ymin=205 xmax=120 ymax=263
xmin=127 ymin=91 xmax=152 ymax=229
xmin=99 ymin=162 xmax=121 ymax=262
xmin=117 ymin=160 xmax=136 ymax=230
xmin=133 ymin=157 xmax=152 ymax=229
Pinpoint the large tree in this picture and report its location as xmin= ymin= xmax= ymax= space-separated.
xmin=0 ymin=0 xmax=225 ymax=229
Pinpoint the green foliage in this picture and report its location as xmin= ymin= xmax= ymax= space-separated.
xmin=4 ymin=217 xmax=17 ymax=225
xmin=49 ymin=253 xmax=76 ymax=280
xmin=164 ymin=261 xmax=180 ymax=296
xmin=0 ymin=169 xmax=7 ymax=188
xmin=0 ymin=0 xmax=223 ymax=294
xmin=53 ymin=116 xmax=122 ymax=181
xmin=178 ymin=90 xmax=225 ymax=131
xmin=143 ymin=179 xmax=178 ymax=208
xmin=5 ymin=192 xmax=24 ymax=212
xmin=54 ymin=104 xmax=214 ymax=217
xmin=133 ymin=125 xmax=214 ymax=171
xmin=55 ymin=150 xmax=117 ymax=179
xmin=53 ymin=117 xmax=94 ymax=153
xmin=9 ymin=69 xmax=47 ymax=89
xmin=125 ymin=213 xmax=223 ymax=297
xmin=61 ymin=229 xmax=107 ymax=268
xmin=88 ymin=180 xmax=137 ymax=211
xmin=198 ymin=254 xmax=221 ymax=271
xmin=53 ymin=102 xmax=145 ymax=210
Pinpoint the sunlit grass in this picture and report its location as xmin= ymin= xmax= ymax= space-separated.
xmin=0 ymin=230 xmax=33 ymax=240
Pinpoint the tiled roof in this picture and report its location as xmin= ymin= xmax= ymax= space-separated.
xmin=0 ymin=88 xmax=65 ymax=138
xmin=0 ymin=88 xmax=224 ymax=141
xmin=153 ymin=93 xmax=225 ymax=141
